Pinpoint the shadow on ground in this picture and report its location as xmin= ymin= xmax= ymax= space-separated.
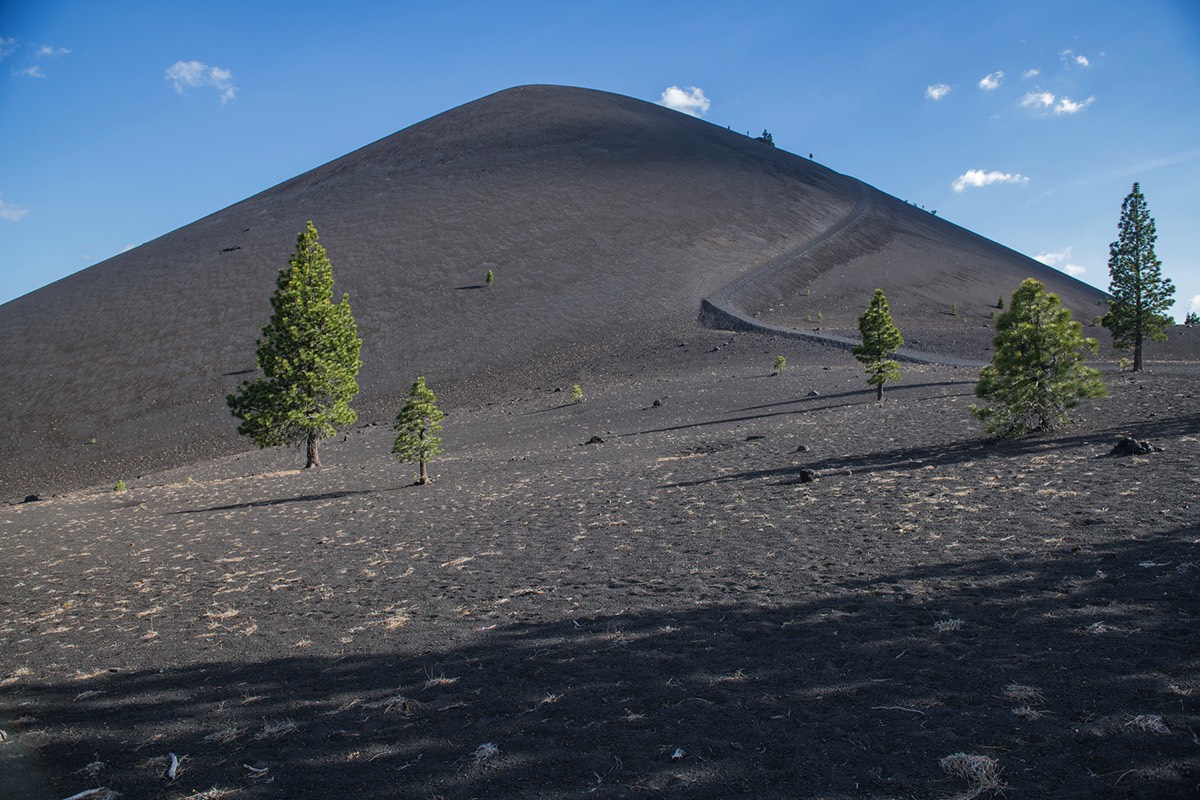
xmin=19 ymin=531 xmax=1199 ymax=799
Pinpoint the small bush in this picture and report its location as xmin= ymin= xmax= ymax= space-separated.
xmin=772 ymin=356 xmax=787 ymax=376
xmin=486 ymin=269 xmax=494 ymax=286
xmin=114 ymin=480 xmax=127 ymax=492
xmin=570 ymin=384 xmax=584 ymax=404
xmin=951 ymin=303 xmax=959 ymax=316
xmin=997 ymin=297 xmax=1005 ymax=309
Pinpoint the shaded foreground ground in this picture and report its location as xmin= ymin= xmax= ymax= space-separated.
xmin=2 ymin=332 xmax=1198 ymax=799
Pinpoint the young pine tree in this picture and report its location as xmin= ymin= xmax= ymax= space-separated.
xmin=1101 ymin=182 xmax=1175 ymax=371
xmin=393 ymin=376 xmax=444 ymax=485
xmin=227 ymin=222 xmax=362 ymax=468
xmin=853 ymin=289 xmax=903 ymax=401
xmin=973 ymin=279 xmax=1106 ymax=439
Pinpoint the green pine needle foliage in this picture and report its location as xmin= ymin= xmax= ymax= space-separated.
xmin=1100 ymin=182 xmax=1175 ymax=371
xmin=570 ymin=384 xmax=584 ymax=404
xmin=772 ymin=356 xmax=787 ymax=375
xmin=972 ymin=278 xmax=1106 ymax=439
xmin=853 ymin=289 xmax=903 ymax=401
xmin=227 ymin=222 xmax=362 ymax=467
xmin=393 ymin=376 xmax=444 ymax=484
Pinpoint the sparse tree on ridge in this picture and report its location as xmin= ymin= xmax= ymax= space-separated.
xmin=973 ymin=279 xmax=1106 ymax=439
xmin=755 ymin=130 xmax=775 ymax=147
xmin=227 ymin=222 xmax=362 ymax=468
xmin=393 ymin=376 xmax=444 ymax=485
xmin=853 ymin=289 xmax=904 ymax=401
xmin=1101 ymin=182 xmax=1175 ymax=371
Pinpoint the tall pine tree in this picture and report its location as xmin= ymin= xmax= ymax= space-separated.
xmin=973 ymin=279 xmax=1106 ymax=439
xmin=1101 ymin=182 xmax=1174 ymax=371
xmin=853 ymin=289 xmax=904 ymax=401
xmin=227 ymin=222 xmax=362 ymax=468
xmin=393 ymin=376 xmax=444 ymax=485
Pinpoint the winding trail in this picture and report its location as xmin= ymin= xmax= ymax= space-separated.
xmin=700 ymin=179 xmax=985 ymax=368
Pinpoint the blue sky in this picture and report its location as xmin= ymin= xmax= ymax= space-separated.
xmin=2 ymin=1 xmax=1198 ymax=317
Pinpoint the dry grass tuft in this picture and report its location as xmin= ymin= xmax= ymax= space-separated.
xmin=1126 ymin=714 xmax=1170 ymax=734
xmin=203 ymin=726 xmax=244 ymax=744
xmin=934 ymin=618 xmax=964 ymax=633
xmin=254 ymin=719 xmax=298 ymax=740
xmin=1002 ymin=683 xmax=1044 ymax=704
xmin=424 ymin=670 xmax=460 ymax=689
xmin=939 ymin=752 xmax=1005 ymax=799
xmin=471 ymin=741 xmax=500 ymax=765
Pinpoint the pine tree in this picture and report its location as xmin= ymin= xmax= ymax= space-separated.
xmin=227 ymin=222 xmax=362 ymax=468
xmin=973 ymin=279 xmax=1106 ymax=439
xmin=1101 ymin=182 xmax=1175 ymax=371
xmin=392 ymin=376 xmax=444 ymax=485
xmin=853 ymin=289 xmax=903 ymax=401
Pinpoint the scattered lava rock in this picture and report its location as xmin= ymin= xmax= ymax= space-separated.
xmin=583 ymin=436 xmax=605 ymax=445
xmin=23 ymin=494 xmax=41 ymax=503
xmin=1108 ymin=437 xmax=1162 ymax=457
xmin=797 ymin=469 xmax=819 ymax=483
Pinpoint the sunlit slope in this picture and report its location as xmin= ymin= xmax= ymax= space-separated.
xmin=0 ymin=85 xmax=1101 ymax=497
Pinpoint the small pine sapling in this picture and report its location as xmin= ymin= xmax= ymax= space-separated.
xmin=113 ymin=480 xmax=127 ymax=492
xmin=1185 ymin=311 xmax=1199 ymax=326
xmin=973 ymin=279 xmax=1106 ymax=438
xmin=392 ymin=377 xmax=444 ymax=485
xmin=772 ymin=356 xmax=787 ymax=376
xmin=853 ymin=289 xmax=904 ymax=401
xmin=570 ymin=384 xmax=584 ymax=404
xmin=486 ymin=268 xmax=494 ymax=286
xmin=997 ymin=297 xmax=1005 ymax=310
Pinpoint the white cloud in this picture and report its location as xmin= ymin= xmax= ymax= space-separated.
xmin=1060 ymin=49 xmax=1092 ymax=68
xmin=14 ymin=65 xmax=45 ymax=79
xmin=657 ymin=85 xmax=710 ymax=117
xmin=1054 ymin=95 xmax=1094 ymax=114
xmin=952 ymin=169 xmax=1030 ymax=192
xmin=165 ymin=59 xmax=237 ymax=103
xmin=1189 ymin=295 xmax=1200 ymax=314
xmin=978 ymin=70 xmax=1004 ymax=91
xmin=1021 ymin=91 xmax=1055 ymax=109
xmin=36 ymin=44 xmax=70 ymax=58
xmin=0 ymin=193 xmax=29 ymax=222
xmin=0 ymin=37 xmax=16 ymax=61
xmin=925 ymin=83 xmax=951 ymax=101
xmin=1034 ymin=246 xmax=1086 ymax=276
xmin=1022 ymin=68 xmax=1040 ymax=79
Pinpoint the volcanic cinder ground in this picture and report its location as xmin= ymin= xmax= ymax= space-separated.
xmin=1 ymin=86 xmax=1198 ymax=800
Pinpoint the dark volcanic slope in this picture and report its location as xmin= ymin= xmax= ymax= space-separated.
xmin=0 ymin=85 xmax=1103 ymax=499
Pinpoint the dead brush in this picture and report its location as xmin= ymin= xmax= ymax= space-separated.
xmin=1126 ymin=714 xmax=1170 ymax=734
xmin=423 ymin=668 xmax=460 ymax=688
xmin=939 ymin=752 xmax=1005 ymax=799
xmin=254 ymin=718 xmax=298 ymax=739
xmin=364 ymin=695 xmax=421 ymax=716
xmin=1002 ymin=683 xmax=1044 ymax=704
xmin=203 ymin=726 xmax=244 ymax=744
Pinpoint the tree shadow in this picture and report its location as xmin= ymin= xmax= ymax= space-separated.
xmin=663 ymin=409 xmax=1200 ymax=488
xmin=170 ymin=488 xmax=380 ymax=514
xmin=16 ymin=529 xmax=1199 ymax=799
xmin=625 ymin=380 xmax=976 ymax=439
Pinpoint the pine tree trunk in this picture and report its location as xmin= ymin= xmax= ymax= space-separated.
xmin=418 ymin=459 xmax=428 ymax=485
xmin=306 ymin=432 xmax=320 ymax=468
xmin=1133 ymin=330 xmax=1143 ymax=372
xmin=876 ymin=383 xmax=884 ymax=402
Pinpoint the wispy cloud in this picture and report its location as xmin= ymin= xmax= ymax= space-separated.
xmin=1189 ymin=295 xmax=1200 ymax=315
xmin=1021 ymin=91 xmax=1055 ymax=110
xmin=1060 ymin=49 xmax=1091 ymax=68
xmin=1034 ymin=246 xmax=1086 ymax=276
xmin=978 ymin=70 xmax=1004 ymax=91
xmin=36 ymin=44 xmax=70 ymax=58
xmin=1029 ymin=148 xmax=1200 ymax=204
xmin=657 ymin=85 xmax=710 ymax=117
xmin=0 ymin=37 xmax=17 ymax=61
xmin=1054 ymin=95 xmax=1094 ymax=114
xmin=1021 ymin=91 xmax=1094 ymax=115
xmin=952 ymin=169 xmax=1029 ymax=192
xmin=1022 ymin=68 xmax=1040 ymax=79
xmin=14 ymin=65 xmax=45 ymax=79
xmin=165 ymin=60 xmax=237 ymax=103
xmin=0 ymin=193 xmax=29 ymax=222
xmin=925 ymin=83 xmax=951 ymax=101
